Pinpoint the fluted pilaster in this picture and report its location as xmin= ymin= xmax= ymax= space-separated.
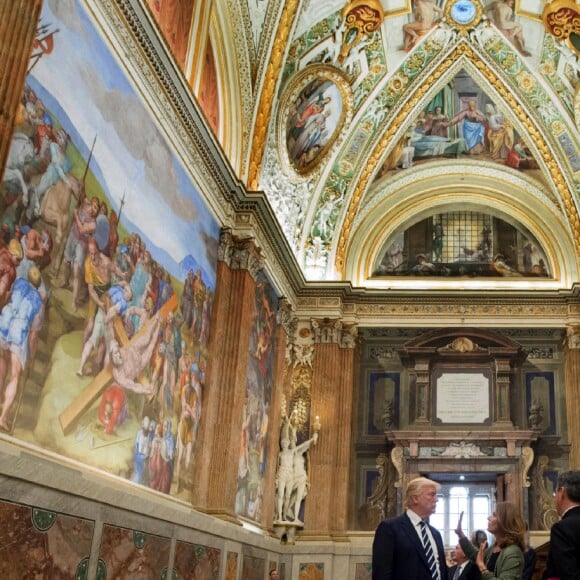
xmin=0 ymin=0 xmax=42 ymax=172
xmin=193 ymin=232 xmax=263 ymax=521
xmin=564 ymin=326 xmax=580 ymax=467
xmin=304 ymin=322 xmax=357 ymax=537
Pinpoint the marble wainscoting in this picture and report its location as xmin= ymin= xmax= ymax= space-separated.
xmin=0 ymin=439 xmax=373 ymax=579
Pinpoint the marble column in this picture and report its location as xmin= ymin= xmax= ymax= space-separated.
xmin=564 ymin=326 xmax=580 ymax=468
xmin=303 ymin=320 xmax=357 ymax=539
xmin=0 ymin=0 xmax=42 ymax=173
xmin=193 ymin=230 xmax=263 ymax=522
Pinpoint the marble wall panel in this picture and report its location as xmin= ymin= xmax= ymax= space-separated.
xmin=355 ymin=562 xmax=372 ymax=580
xmin=99 ymin=523 xmax=170 ymax=578
xmin=299 ymin=562 xmax=324 ymax=580
xmin=0 ymin=500 xmax=93 ymax=578
xmin=173 ymin=539 xmax=220 ymax=579
xmin=225 ymin=551 xmax=239 ymax=580
xmin=242 ymin=554 xmax=266 ymax=580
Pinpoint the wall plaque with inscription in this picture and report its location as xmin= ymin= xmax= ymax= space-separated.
xmin=435 ymin=370 xmax=490 ymax=423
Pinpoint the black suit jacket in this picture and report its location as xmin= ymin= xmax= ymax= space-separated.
xmin=372 ymin=512 xmax=447 ymax=580
xmin=448 ymin=561 xmax=481 ymax=580
xmin=543 ymin=505 xmax=580 ymax=579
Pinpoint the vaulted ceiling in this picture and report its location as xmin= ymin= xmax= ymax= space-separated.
xmin=146 ymin=0 xmax=580 ymax=293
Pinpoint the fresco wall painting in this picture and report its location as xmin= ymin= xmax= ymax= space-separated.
xmin=235 ymin=270 xmax=278 ymax=522
xmin=377 ymin=69 xmax=543 ymax=181
xmin=282 ymin=66 xmax=352 ymax=175
xmin=373 ymin=212 xmax=550 ymax=278
xmin=0 ymin=0 xmax=219 ymax=503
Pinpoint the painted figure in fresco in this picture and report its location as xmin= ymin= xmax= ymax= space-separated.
xmin=430 ymin=107 xmax=449 ymax=138
xmin=409 ymin=120 xmax=468 ymax=158
xmin=289 ymin=95 xmax=332 ymax=144
xmin=97 ymin=384 xmax=127 ymax=435
xmin=291 ymin=109 xmax=331 ymax=169
xmin=403 ymin=0 xmax=443 ymax=51
xmin=77 ymin=238 xmax=127 ymax=375
xmin=411 ymin=253 xmax=436 ymax=274
xmin=160 ymin=418 xmax=175 ymax=493
xmin=62 ymin=196 xmax=98 ymax=312
xmin=17 ymin=226 xmax=52 ymax=274
xmin=3 ymin=133 xmax=35 ymax=204
xmin=485 ymin=103 xmax=514 ymax=160
xmin=132 ymin=415 xmax=151 ymax=484
xmin=175 ymin=366 xmax=202 ymax=490
xmin=128 ymin=250 xmax=152 ymax=335
xmin=0 ymin=266 xmax=44 ymax=431
xmin=77 ymin=280 xmax=133 ymax=377
xmin=432 ymin=223 xmax=444 ymax=263
xmin=491 ymin=253 xmax=521 ymax=276
xmin=159 ymin=310 xmax=183 ymax=416
xmin=0 ymin=239 xmax=24 ymax=311
xmin=486 ymin=0 xmax=532 ymax=57
xmin=444 ymin=99 xmax=486 ymax=155
xmin=148 ymin=422 xmax=166 ymax=491
xmin=94 ymin=200 xmax=110 ymax=256
xmin=27 ymin=128 xmax=72 ymax=219
xmin=109 ymin=313 xmax=162 ymax=394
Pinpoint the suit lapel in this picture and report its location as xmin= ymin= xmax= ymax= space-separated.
xmin=401 ymin=513 xmax=430 ymax=566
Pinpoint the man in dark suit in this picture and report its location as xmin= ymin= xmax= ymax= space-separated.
xmin=372 ymin=476 xmax=447 ymax=580
xmin=543 ymin=470 xmax=580 ymax=579
xmin=448 ymin=542 xmax=481 ymax=580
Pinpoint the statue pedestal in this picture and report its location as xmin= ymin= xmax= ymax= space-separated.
xmin=273 ymin=520 xmax=303 ymax=545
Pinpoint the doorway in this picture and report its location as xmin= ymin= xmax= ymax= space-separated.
xmin=427 ymin=473 xmax=497 ymax=547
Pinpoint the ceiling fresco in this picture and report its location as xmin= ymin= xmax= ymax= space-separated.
xmin=147 ymin=0 xmax=580 ymax=290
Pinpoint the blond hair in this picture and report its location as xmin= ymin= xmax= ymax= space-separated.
xmin=404 ymin=477 xmax=440 ymax=509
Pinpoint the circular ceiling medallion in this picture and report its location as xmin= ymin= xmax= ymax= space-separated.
xmin=445 ymin=0 xmax=483 ymax=32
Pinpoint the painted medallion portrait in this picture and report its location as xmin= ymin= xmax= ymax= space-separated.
xmin=282 ymin=66 xmax=351 ymax=175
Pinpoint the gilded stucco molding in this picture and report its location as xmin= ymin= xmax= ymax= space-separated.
xmin=542 ymin=0 xmax=580 ymax=54
xmin=224 ymin=0 xmax=254 ymax=167
xmin=335 ymin=43 xmax=580 ymax=274
xmin=353 ymin=161 xmax=562 ymax=233
xmin=248 ymin=0 xmax=301 ymax=190
xmin=576 ymin=82 xmax=580 ymax=130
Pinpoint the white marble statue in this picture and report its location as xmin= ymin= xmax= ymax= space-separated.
xmin=275 ymin=410 xmax=319 ymax=523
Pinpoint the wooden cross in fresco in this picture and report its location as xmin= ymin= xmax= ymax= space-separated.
xmin=58 ymin=294 xmax=178 ymax=435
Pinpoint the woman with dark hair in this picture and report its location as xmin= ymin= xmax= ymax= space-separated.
xmin=455 ymin=502 xmax=525 ymax=580
xmin=471 ymin=529 xmax=488 ymax=548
